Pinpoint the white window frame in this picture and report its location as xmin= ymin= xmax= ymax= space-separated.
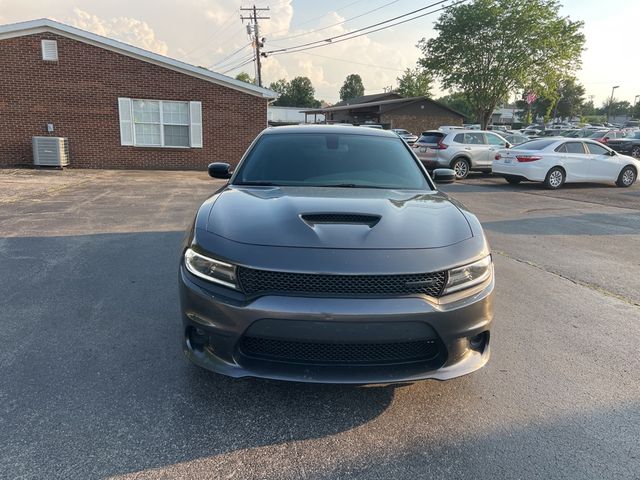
xmin=118 ymin=98 xmax=202 ymax=148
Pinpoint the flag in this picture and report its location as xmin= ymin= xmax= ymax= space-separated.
xmin=526 ymin=92 xmax=537 ymax=105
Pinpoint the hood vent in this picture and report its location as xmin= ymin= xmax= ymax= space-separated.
xmin=301 ymin=213 xmax=381 ymax=227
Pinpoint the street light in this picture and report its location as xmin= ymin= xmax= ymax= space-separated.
xmin=607 ymin=85 xmax=619 ymax=123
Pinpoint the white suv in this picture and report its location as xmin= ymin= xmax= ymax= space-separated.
xmin=412 ymin=130 xmax=511 ymax=179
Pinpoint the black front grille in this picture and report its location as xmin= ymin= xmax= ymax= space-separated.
xmin=239 ymin=336 xmax=440 ymax=365
xmin=237 ymin=268 xmax=447 ymax=298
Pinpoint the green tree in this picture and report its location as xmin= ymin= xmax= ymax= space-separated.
xmin=339 ymin=74 xmax=365 ymax=101
xmin=418 ymin=0 xmax=584 ymax=129
xmin=268 ymin=77 xmax=321 ymax=108
xmin=438 ymin=92 xmax=475 ymax=121
xmin=555 ymin=77 xmax=585 ymax=120
xmin=395 ymin=68 xmax=432 ymax=98
xmin=235 ymin=72 xmax=254 ymax=84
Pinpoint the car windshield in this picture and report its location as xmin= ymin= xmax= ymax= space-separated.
xmin=233 ymin=133 xmax=430 ymax=190
xmin=625 ymin=131 xmax=640 ymax=139
xmin=588 ymin=130 xmax=608 ymax=138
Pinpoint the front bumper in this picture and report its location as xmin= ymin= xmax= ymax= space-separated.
xmin=179 ymin=266 xmax=494 ymax=384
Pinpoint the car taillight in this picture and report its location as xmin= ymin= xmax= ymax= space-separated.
xmin=435 ymin=138 xmax=448 ymax=150
xmin=516 ymin=155 xmax=541 ymax=162
xmin=495 ymin=153 xmax=501 ymax=160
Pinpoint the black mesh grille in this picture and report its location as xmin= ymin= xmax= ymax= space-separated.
xmin=239 ymin=336 xmax=440 ymax=365
xmin=237 ymin=268 xmax=447 ymax=297
xmin=301 ymin=213 xmax=380 ymax=226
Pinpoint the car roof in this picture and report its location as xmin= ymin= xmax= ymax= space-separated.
xmin=262 ymin=124 xmax=400 ymax=138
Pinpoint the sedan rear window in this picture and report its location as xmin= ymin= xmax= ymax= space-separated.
xmin=417 ymin=132 xmax=444 ymax=143
xmin=234 ymin=133 xmax=430 ymax=190
xmin=517 ymin=139 xmax=557 ymax=150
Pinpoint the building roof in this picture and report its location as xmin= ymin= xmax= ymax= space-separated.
xmin=301 ymin=96 xmax=466 ymax=118
xmin=331 ymin=92 xmax=402 ymax=108
xmin=0 ymin=18 xmax=277 ymax=99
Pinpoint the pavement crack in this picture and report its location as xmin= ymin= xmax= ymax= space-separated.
xmin=493 ymin=250 xmax=640 ymax=308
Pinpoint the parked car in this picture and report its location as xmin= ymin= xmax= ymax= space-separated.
xmin=623 ymin=120 xmax=639 ymax=129
xmin=180 ymin=125 xmax=494 ymax=383
xmin=502 ymin=133 xmax=530 ymax=146
xmin=522 ymin=128 xmax=542 ymax=137
xmin=391 ymin=128 xmax=418 ymax=144
xmin=493 ymin=138 xmax=639 ymax=189
xmin=607 ymin=130 xmax=640 ymax=158
xmin=565 ymin=128 xmax=602 ymax=138
xmin=587 ymin=129 xmax=626 ymax=144
xmin=359 ymin=124 xmax=384 ymax=129
xmin=438 ymin=125 xmax=465 ymax=132
xmin=412 ymin=129 xmax=511 ymax=179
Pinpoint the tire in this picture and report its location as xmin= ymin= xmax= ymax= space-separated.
xmin=631 ymin=145 xmax=640 ymax=158
xmin=451 ymin=158 xmax=470 ymax=179
xmin=544 ymin=167 xmax=565 ymax=190
xmin=616 ymin=166 xmax=636 ymax=187
xmin=504 ymin=175 xmax=522 ymax=184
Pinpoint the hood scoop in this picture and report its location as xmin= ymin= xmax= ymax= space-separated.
xmin=301 ymin=213 xmax=381 ymax=228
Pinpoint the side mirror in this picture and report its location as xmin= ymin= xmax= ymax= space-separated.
xmin=208 ymin=162 xmax=232 ymax=179
xmin=609 ymin=150 xmax=617 ymax=156
xmin=432 ymin=168 xmax=456 ymax=184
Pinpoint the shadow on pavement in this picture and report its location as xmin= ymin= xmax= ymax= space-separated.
xmin=482 ymin=212 xmax=640 ymax=235
xmin=0 ymin=231 xmax=396 ymax=479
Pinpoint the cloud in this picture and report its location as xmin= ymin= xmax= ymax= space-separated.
xmin=63 ymin=8 xmax=169 ymax=55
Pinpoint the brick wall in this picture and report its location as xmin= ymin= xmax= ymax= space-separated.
xmin=0 ymin=33 xmax=268 ymax=170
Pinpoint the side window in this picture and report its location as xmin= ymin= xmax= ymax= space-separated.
xmin=486 ymin=133 xmax=505 ymax=146
xmin=453 ymin=133 xmax=465 ymax=143
xmin=585 ymin=142 xmax=609 ymax=155
xmin=465 ymin=132 xmax=485 ymax=145
xmin=564 ymin=142 xmax=586 ymax=154
xmin=555 ymin=143 xmax=567 ymax=153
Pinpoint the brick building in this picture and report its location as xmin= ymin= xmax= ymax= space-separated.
xmin=0 ymin=19 xmax=277 ymax=170
xmin=302 ymin=93 xmax=466 ymax=133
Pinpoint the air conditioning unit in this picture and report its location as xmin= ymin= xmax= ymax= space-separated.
xmin=32 ymin=137 xmax=69 ymax=167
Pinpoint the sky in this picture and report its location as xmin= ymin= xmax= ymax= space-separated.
xmin=1 ymin=0 xmax=638 ymax=105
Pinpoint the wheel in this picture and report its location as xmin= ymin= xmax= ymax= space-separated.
xmin=451 ymin=158 xmax=470 ymax=179
xmin=544 ymin=167 xmax=565 ymax=189
xmin=504 ymin=175 xmax=522 ymax=184
xmin=631 ymin=145 xmax=640 ymax=158
xmin=616 ymin=166 xmax=636 ymax=187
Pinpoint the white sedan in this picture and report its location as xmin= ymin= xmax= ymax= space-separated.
xmin=493 ymin=138 xmax=639 ymax=189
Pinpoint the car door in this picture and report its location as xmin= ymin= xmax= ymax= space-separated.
xmin=585 ymin=141 xmax=620 ymax=180
xmin=557 ymin=141 xmax=590 ymax=180
xmin=485 ymin=133 xmax=509 ymax=166
xmin=464 ymin=132 xmax=491 ymax=168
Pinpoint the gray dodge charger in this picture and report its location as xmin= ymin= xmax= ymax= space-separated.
xmin=179 ymin=125 xmax=494 ymax=384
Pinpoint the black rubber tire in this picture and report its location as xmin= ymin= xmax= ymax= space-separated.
xmin=631 ymin=145 xmax=640 ymax=158
xmin=544 ymin=167 xmax=565 ymax=190
xmin=616 ymin=165 xmax=637 ymax=187
xmin=451 ymin=158 xmax=470 ymax=179
xmin=504 ymin=176 xmax=522 ymax=184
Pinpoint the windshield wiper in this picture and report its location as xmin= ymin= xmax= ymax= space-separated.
xmin=314 ymin=183 xmax=386 ymax=189
xmin=234 ymin=181 xmax=280 ymax=186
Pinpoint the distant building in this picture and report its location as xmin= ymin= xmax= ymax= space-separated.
xmin=268 ymin=106 xmax=324 ymax=126
xmin=301 ymin=93 xmax=465 ymax=133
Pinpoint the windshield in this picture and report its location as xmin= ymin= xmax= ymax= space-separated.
xmin=625 ymin=131 xmax=640 ymax=139
xmin=233 ymin=133 xmax=430 ymax=190
xmin=588 ymin=130 xmax=608 ymax=138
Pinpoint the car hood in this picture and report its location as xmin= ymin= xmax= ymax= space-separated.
xmin=206 ymin=186 xmax=473 ymax=249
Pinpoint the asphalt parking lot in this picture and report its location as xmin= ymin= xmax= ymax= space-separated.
xmin=1 ymin=169 xmax=639 ymax=479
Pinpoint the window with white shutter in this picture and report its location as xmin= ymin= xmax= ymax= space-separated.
xmin=117 ymin=98 xmax=202 ymax=148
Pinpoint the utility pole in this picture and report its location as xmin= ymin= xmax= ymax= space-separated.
xmin=241 ymin=5 xmax=269 ymax=87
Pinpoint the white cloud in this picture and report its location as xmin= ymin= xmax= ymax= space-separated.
xmin=63 ymin=8 xmax=169 ymax=55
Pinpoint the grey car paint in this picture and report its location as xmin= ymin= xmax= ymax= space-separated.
xmin=179 ymin=125 xmax=494 ymax=384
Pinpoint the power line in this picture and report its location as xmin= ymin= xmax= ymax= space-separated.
xmin=265 ymin=0 xmax=451 ymax=55
xmin=221 ymin=56 xmax=256 ymax=75
xmin=215 ymin=52 xmax=255 ymax=71
xmin=210 ymin=42 xmax=252 ymax=68
xmin=265 ymin=0 xmax=464 ymax=56
xmin=275 ymin=0 xmax=402 ymax=43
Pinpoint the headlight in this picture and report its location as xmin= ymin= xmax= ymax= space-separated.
xmin=184 ymin=248 xmax=238 ymax=289
xmin=443 ymin=255 xmax=492 ymax=295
